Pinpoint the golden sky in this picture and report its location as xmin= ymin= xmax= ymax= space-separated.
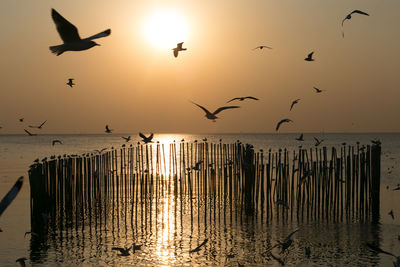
xmin=0 ymin=0 xmax=399 ymax=134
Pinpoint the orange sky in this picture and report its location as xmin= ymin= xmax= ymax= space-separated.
xmin=0 ymin=0 xmax=399 ymax=134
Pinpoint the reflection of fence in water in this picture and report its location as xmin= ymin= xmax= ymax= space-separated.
xmin=28 ymin=142 xmax=381 ymax=233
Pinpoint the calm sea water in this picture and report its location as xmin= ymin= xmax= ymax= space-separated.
xmin=0 ymin=133 xmax=399 ymax=266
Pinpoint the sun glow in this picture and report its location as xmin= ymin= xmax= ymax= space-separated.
xmin=143 ymin=10 xmax=189 ymax=49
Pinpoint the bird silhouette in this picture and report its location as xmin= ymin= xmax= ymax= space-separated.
xmin=290 ymin=99 xmax=300 ymax=111
xmin=276 ymin=229 xmax=299 ymax=254
xmin=19 ymin=118 xmax=24 ymax=122
xmin=24 ymin=129 xmax=37 ymax=136
xmin=276 ymin=119 xmax=292 ymax=131
xmin=314 ymin=137 xmax=324 ymax=146
xmin=313 ymin=87 xmax=324 ymax=93
xmin=189 ymin=239 xmax=208 ymax=253
xmin=29 ymin=120 xmax=47 ymax=129
xmin=94 ymin=148 xmax=107 ymax=154
xmin=50 ymin=9 xmax=111 ymax=56
xmin=389 ymin=210 xmax=395 ymax=220
xmin=66 ymin=78 xmax=75 ymax=87
xmin=139 ymin=133 xmax=154 ymax=144
xmin=227 ymin=96 xmax=259 ymax=103
xmin=0 ymin=177 xmax=23 ymax=217
xmin=191 ymin=101 xmax=240 ymax=122
xmin=342 ymin=10 xmax=369 ymax=38
xmin=275 ymin=199 xmax=289 ymax=209
xmin=253 ymin=45 xmax=273 ymax=50
xmin=122 ymin=136 xmax=131 ymax=142
xmin=52 ymin=140 xmax=63 ymax=146
xmin=105 ymin=125 xmax=113 ymax=133
xmin=304 ymin=51 xmax=314 ymax=61
xmin=296 ymin=133 xmax=304 ymax=141
xmin=112 ymin=246 xmax=132 ymax=256
xmin=173 ymin=42 xmax=187 ymax=57
xmin=16 ymin=257 xmax=27 ymax=267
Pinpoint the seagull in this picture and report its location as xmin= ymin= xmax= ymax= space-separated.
xmin=112 ymin=246 xmax=132 ymax=256
xmin=366 ymin=243 xmax=400 ymax=267
xmin=275 ymin=119 xmax=292 ymax=131
xmin=227 ymin=96 xmax=259 ymax=103
xmin=314 ymin=137 xmax=324 ymax=147
xmin=189 ymin=238 xmax=208 ymax=253
xmin=253 ymin=45 xmax=273 ymax=50
xmin=66 ymin=78 xmax=75 ymax=88
xmin=19 ymin=118 xmax=24 ymax=122
xmin=24 ymin=129 xmax=37 ymax=136
xmin=290 ymin=99 xmax=300 ymax=111
xmin=342 ymin=10 xmax=369 ymax=38
xmin=29 ymin=120 xmax=47 ymax=129
xmin=191 ymin=101 xmax=240 ymax=122
xmin=16 ymin=257 xmax=27 ymax=267
xmin=313 ymin=87 xmax=324 ymax=93
xmin=275 ymin=199 xmax=289 ymax=209
xmin=94 ymin=148 xmax=107 ymax=154
xmin=122 ymin=136 xmax=131 ymax=142
xmin=173 ymin=42 xmax=187 ymax=58
xmin=52 ymin=140 xmax=62 ymax=146
xmin=49 ymin=9 xmax=111 ymax=56
xmin=139 ymin=133 xmax=154 ymax=144
xmin=304 ymin=51 xmax=314 ymax=61
xmin=105 ymin=125 xmax=113 ymax=133
xmin=296 ymin=134 xmax=304 ymax=141
xmin=0 ymin=177 xmax=23 ymax=217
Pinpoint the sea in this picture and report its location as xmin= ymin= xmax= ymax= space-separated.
xmin=0 ymin=133 xmax=399 ymax=266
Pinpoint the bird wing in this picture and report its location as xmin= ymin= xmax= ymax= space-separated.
xmin=252 ymin=46 xmax=261 ymax=50
xmin=276 ymin=120 xmax=283 ymax=131
xmin=308 ymin=51 xmax=314 ymax=58
xmin=191 ymin=102 xmax=212 ymax=116
xmin=24 ymin=129 xmax=33 ymax=136
xmin=284 ymin=229 xmax=299 ymax=242
xmin=51 ymin=9 xmax=81 ymax=43
xmin=0 ymin=176 xmax=23 ymax=217
xmin=290 ymin=101 xmax=296 ymax=111
xmin=313 ymin=87 xmax=321 ymax=92
xmin=314 ymin=137 xmax=320 ymax=143
xmin=177 ymin=42 xmax=184 ymax=49
xmin=139 ymin=132 xmax=147 ymax=140
xmin=227 ymin=98 xmax=240 ymax=103
xmin=148 ymin=133 xmax=154 ymax=140
xmin=39 ymin=120 xmax=47 ymax=128
xmin=262 ymin=46 xmax=273 ymax=49
xmin=173 ymin=49 xmax=178 ymax=57
xmin=213 ymin=106 xmax=240 ymax=115
xmin=244 ymin=96 xmax=259 ymax=100
xmin=112 ymin=247 xmax=125 ymax=253
xmin=69 ymin=78 xmax=74 ymax=82
xmin=351 ymin=10 xmax=369 ymax=16
xmin=86 ymin=29 xmax=111 ymax=40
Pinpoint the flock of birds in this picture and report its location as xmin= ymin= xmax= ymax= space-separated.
xmin=1 ymin=5 xmax=399 ymax=267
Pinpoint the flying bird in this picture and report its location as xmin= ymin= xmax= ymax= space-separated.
xmin=290 ymin=99 xmax=300 ymax=111
xmin=253 ymin=45 xmax=272 ymax=50
xmin=24 ymin=129 xmax=37 ymax=136
xmin=52 ymin=140 xmax=63 ymax=146
xmin=275 ymin=119 xmax=292 ymax=131
xmin=19 ymin=118 xmax=24 ymax=122
xmin=342 ymin=10 xmax=369 ymax=37
xmin=29 ymin=120 xmax=47 ymax=129
xmin=275 ymin=199 xmax=289 ymax=209
xmin=66 ymin=78 xmax=75 ymax=87
xmin=189 ymin=238 xmax=208 ymax=253
xmin=191 ymin=101 xmax=240 ymax=122
xmin=304 ymin=51 xmax=314 ymax=61
xmin=276 ymin=229 xmax=299 ymax=254
xmin=16 ymin=257 xmax=27 ymax=267
xmin=296 ymin=134 xmax=304 ymax=141
xmin=139 ymin=133 xmax=154 ymax=144
xmin=105 ymin=125 xmax=113 ymax=133
xmin=122 ymin=136 xmax=131 ymax=142
xmin=227 ymin=96 xmax=259 ymax=103
xmin=173 ymin=42 xmax=187 ymax=57
xmin=94 ymin=148 xmax=107 ymax=154
xmin=49 ymin=9 xmax=111 ymax=56
xmin=0 ymin=177 xmax=24 ymax=217
xmin=313 ymin=87 xmax=324 ymax=93
xmin=314 ymin=137 xmax=324 ymax=147
xmin=389 ymin=210 xmax=395 ymax=220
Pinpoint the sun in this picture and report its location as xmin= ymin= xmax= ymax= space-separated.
xmin=143 ymin=10 xmax=189 ymax=50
